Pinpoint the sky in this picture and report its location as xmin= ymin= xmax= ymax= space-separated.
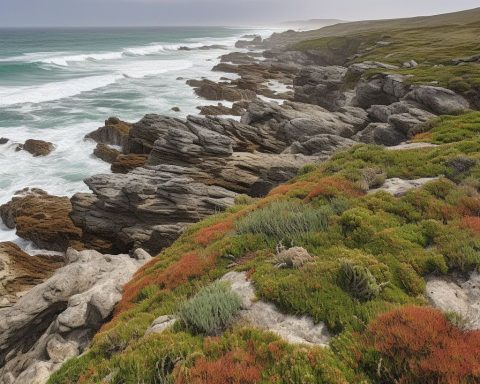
xmin=0 ymin=0 xmax=478 ymax=27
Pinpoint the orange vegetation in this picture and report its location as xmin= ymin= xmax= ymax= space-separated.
xmin=305 ymin=177 xmax=363 ymax=201
xmin=460 ymin=216 xmax=480 ymax=234
xmin=114 ymin=251 xmax=216 ymax=315
xmin=365 ymin=306 xmax=480 ymax=384
xmin=175 ymin=349 xmax=262 ymax=384
xmin=194 ymin=220 xmax=233 ymax=246
xmin=412 ymin=132 xmax=434 ymax=142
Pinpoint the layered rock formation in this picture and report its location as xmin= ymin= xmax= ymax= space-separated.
xmin=0 ymin=248 xmax=150 ymax=384
xmin=0 ymin=242 xmax=63 ymax=308
xmin=0 ymin=189 xmax=82 ymax=252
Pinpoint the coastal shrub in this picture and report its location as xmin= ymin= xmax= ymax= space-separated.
xmin=235 ymin=200 xmax=332 ymax=243
xmin=273 ymin=244 xmax=314 ymax=269
xmin=297 ymin=163 xmax=317 ymax=176
xmin=339 ymin=260 xmax=385 ymax=301
xmin=115 ymin=251 xmax=215 ymax=315
xmin=176 ymin=349 xmax=262 ymax=384
xmin=362 ymin=306 xmax=480 ymax=384
xmin=234 ymin=194 xmax=256 ymax=206
xmin=306 ymin=176 xmax=363 ymax=201
xmin=414 ymin=112 xmax=480 ymax=144
xmin=194 ymin=220 xmax=233 ymax=246
xmin=395 ymin=262 xmax=426 ymax=296
xmin=460 ymin=216 xmax=480 ymax=234
xmin=358 ymin=167 xmax=387 ymax=191
xmin=177 ymin=282 xmax=242 ymax=336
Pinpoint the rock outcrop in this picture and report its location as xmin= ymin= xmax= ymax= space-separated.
xmin=405 ymin=85 xmax=470 ymax=115
xmin=294 ymin=65 xmax=350 ymax=111
xmin=0 ymin=248 xmax=151 ymax=384
xmin=370 ymin=177 xmax=439 ymax=196
xmin=17 ymin=140 xmax=55 ymax=157
xmin=70 ymin=165 xmax=237 ymax=254
xmin=187 ymin=79 xmax=257 ymax=102
xmin=0 ymin=189 xmax=82 ymax=252
xmin=85 ymin=117 xmax=132 ymax=147
xmin=426 ymin=272 xmax=480 ymax=330
xmin=0 ymin=242 xmax=63 ymax=308
xmin=355 ymin=74 xmax=410 ymax=109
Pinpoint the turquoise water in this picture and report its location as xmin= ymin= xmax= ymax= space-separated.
xmin=0 ymin=26 xmax=273 ymax=243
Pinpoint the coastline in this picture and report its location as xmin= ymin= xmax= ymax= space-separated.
xmin=1 ymin=10 xmax=480 ymax=382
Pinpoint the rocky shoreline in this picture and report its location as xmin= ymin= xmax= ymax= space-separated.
xmin=0 ymin=29 xmax=476 ymax=383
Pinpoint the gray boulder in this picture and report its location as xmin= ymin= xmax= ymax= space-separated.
xmin=405 ymin=85 xmax=470 ymax=115
xmin=355 ymin=74 xmax=410 ymax=109
xmin=293 ymin=66 xmax=349 ymax=111
xmin=353 ymin=122 xmax=406 ymax=146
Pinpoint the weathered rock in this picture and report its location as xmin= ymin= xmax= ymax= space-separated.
xmin=405 ymin=85 xmax=470 ymax=115
xmin=355 ymin=74 xmax=410 ymax=109
xmin=221 ymin=272 xmax=330 ymax=346
xmin=426 ymin=272 xmax=480 ymax=330
xmin=294 ymin=65 xmax=349 ymax=111
xmin=241 ymin=100 xmax=369 ymax=142
xmin=93 ymin=143 xmax=121 ymax=164
xmin=284 ymin=134 xmax=357 ymax=157
xmin=353 ymin=122 xmax=406 ymax=146
xmin=18 ymin=140 xmax=54 ymax=157
xmin=235 ymin=36 xmax=262 ymax=49
xmin=0 ymin=248 xmax=150 ymax=383
xmin=386 ymin=142 xmax=438 ymax=151
xmin=368 ymin=101 xmax=435 ymax=136
xmin=220 ymin=52 xmax=259 ymax=64
xmin=187 ymin=79 xmax=257 ymax=102
xmin=0 ymin=242 xmax=64 ymax=307
xmin=145 ymin=315 xmax=176 ymax=336
xmin=369 ymin=177 xmax=439 ymax=196
xmin=111 ymin=154 xmax=148 ymax=174
xmin=85 ymin=117 xmax=132 ymax=147
xmin=347 ymin=61 xmax=399 ymax=79
xmin=125 ymin=114 xmax=187 ymax=154
xmin=198 ymin=103 xmax=245 ymax=116
xmin=402 ymin=60 xmax=418 ymax=68
xmin=0 ymin=138 xmax=9 ymax=145
xmin=70 ymin=165 xmax=237 ymax=254
xmin=0 ymin=189 xmax=82 ymax=252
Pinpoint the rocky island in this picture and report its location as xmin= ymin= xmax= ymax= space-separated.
xmin=1 ymin=6 xmax=480 ymax=384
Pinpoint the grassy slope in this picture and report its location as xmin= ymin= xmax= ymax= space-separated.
xmin=49 ymin=111 xmax=480 ymax=384
xmin=291 ymin=8 xmax=480 ymax=103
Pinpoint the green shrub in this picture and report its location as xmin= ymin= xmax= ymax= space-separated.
xmin=236 ymin=200 xmax=332 ymax=243
xmin=297 ymin=163 xmax=317 ymax=176
xmin=234 ymin=194 xmax=256 ymax=205
xmin=339 ymin=260 xmax=385 ymax=301
xmin=177 ymin=282 xmax=242 ymax=335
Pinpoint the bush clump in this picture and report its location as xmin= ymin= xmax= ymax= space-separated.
xmin=177 ymin=282 xmax=242 ymax=336
xmin=339 ymin=260 xmax=385 ymax=301
xmin=273 ymin=244 xmax=314 ymax=269
xmin=362 ymin=306 xmax=480 ymax=384
xmin=235 ymin=200 xmax=331 ymax=243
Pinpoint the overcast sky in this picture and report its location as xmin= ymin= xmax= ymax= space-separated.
xmin=0 ymin=0 xmax=478 ymax=27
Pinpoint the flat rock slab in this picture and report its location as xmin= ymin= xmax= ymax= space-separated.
xmin=369 ymin=177 xmax=439 ymax=197
xmin=221 ymin=271 xmax=330 ymax=346
xmin=426 ymin=272 xmax=480 ymax=330
xmin=386 ymin=142 xmax=438 ymax=151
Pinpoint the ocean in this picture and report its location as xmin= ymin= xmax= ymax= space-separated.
xmin=0 ymin=26 xmax=274 ymax=244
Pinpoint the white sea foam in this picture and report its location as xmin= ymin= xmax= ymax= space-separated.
xmin=38 ymin=52 xmax=125 ymax=66
xmin=0 ymin=74 xmax=122 ymax=106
